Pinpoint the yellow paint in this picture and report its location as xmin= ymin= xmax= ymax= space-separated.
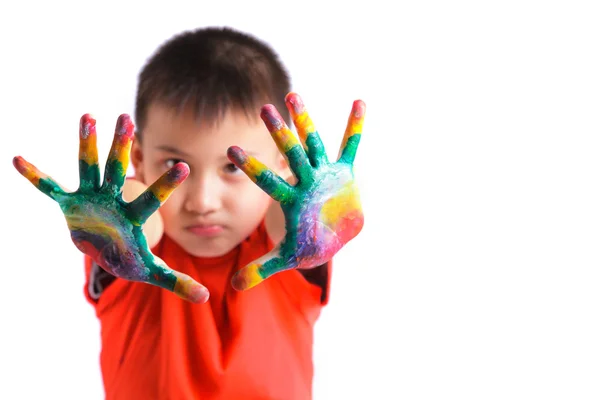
xmin=110 ymin=136 xmax=132 ymax=167
xmin=238 ymin=263 xmax=264 ymax=289
xmin=241 ymin=155 xmax=269 ymax=183
xmin=24 ymin=166 xmax=42 ymax=185
xmin=320 ymin=181 xmax=361 ymax=227
xmin=151 ymin=183 xmax=178 ymax=202
xmin=340 ymin=117 xmax=364 ymax=150
xmin=293 ymin=110 xmax=316 ymax=145
xmin=173 ymin=274 xmax=205 ymax=302
xmin=71 ymin=220 xmax=121 ymax=238
xmin=18 ymin=159 xmax=44 ymax=186
xmin=271 ymin=126 xmax=300 ymax=154
xmin=114 ymin=146 xmax=131 ymax=166
xmin=79 ymin=137 xmax=99 ymax=165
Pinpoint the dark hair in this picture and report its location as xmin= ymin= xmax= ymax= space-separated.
xmin=134 ymin=26 xmax=292 ymax=140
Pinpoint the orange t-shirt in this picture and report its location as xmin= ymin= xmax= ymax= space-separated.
xmin=83 ymin=221 xmax=331 ymax=400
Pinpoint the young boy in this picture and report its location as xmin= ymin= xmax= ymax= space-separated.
xmin=13 ymin=26 xmax=365 ymax=399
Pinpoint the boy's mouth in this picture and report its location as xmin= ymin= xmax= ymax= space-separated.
xmin=186 ymin=224 xmax=224 ymax=236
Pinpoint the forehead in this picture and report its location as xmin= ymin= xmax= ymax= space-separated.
xmin=141 ymin=103 xmax=274 ymax=154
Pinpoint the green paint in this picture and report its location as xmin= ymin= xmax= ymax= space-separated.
xmin=285 ymin=144 xmax=312 ymax=182
xmin=254 ymin=170 xmax=295 ymax=204
xmin=127 ymin=191 xmax=161 ymax=225
xmin=78 ymin=160 xmax=100 ymax=190
xmin=39 ymin=177 xmax=66 ymax=201
xmin=103 ymin=159 xmax=127 ymax=192
xmin=305 ymin=132 xmax=328 ymax=166
xmin=259 ymin=257 xmax=286 ymax=279
xmin=132 ymin=225 xmax=178 ymax=291
xmin=254 ymin=199 xmax=302 ymax=279
xmin=339 ymin=134 xmax=361 ymax=164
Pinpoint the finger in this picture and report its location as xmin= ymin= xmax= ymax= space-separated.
xmin=78 ymin=114 xmax=101 ymax=191
xmin=285 ymin=92 xmax=328 ymax=167
xmin=227 ymin=146 xmax=295 ymax=204
xmin=126 ymin=162 xmax=190 ymax=224
xmin=13 ymin=156 xmax=68 ymax=201
xmin=231 ymin=245 xmax=292 ymax=291
xmin=260 ymin=104 xmax=313 ymax=182
xmin=102 ymin=114 xmax=134 ymax=194
xmin=337 ymin=100 xmax=366 ymax=164
xmin=171 ymin=270 xmax=210 ymax=304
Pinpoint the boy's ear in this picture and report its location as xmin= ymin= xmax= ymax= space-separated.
xmin=131 ymin=136 xmax=146 ymax=183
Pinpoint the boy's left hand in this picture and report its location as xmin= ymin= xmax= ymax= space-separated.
xmin=227 ymin=93 xmax=365 ymax=291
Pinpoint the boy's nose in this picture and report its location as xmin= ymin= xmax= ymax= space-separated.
xmin=183 ymin=180 xmax=222 ymax=215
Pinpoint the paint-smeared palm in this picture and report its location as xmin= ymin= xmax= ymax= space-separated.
xmin=13 ymin=114 xmax=209 ymax=303
xmin=227 ymin=93 xmax=365 ymax=291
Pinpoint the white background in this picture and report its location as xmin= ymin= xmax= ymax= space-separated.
xmin=1 ymin=0 xmax=600 ymax=399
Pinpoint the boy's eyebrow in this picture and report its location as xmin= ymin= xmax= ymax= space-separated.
xmin=155 ymin=145 xmax=193 ymax=158
xmin=219 ymin=150 xmax=259 ymax=159
xmin=156 ymin=145 xmax=259 ymax=160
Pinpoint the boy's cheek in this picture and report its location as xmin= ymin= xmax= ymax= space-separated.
xmin=157 ymin=199 xmax=180 ymax=228
xmin=142 ymin=164 xmax=167 ymax=186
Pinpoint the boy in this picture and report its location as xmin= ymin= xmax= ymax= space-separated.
xmin=13 ymin=26 xmax=365 ymax=399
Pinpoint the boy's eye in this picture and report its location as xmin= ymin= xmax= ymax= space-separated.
xmin=165 ymin=159 xmax=183 ymax=169
xmin=224 ymin=163 xmax=243 ymax=175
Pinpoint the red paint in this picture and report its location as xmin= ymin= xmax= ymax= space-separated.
xmin=79 ymin=114 xmax=97 ymax=138
xmin=12 ymin=156 xmax=30 ymax=177
xmin=352 ymin=100 xmax=366 ymax=119
xmin=116 ymin=114 xmax=135 ymax=138
xmin=285 ymin=92 xmax=305 ymax=114
xmin=227 ymin=146 xmax=248 ymax=166
xmin=168 ymin=162 xmax=190 ymax=184
xmin=260 ymin=104 xmax=285 ymax=131
xmin=335 ymin=210 xmax=365 ymax=244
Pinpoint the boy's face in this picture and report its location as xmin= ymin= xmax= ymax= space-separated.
xmin=132 ymin=103 xmax=287 ymax=258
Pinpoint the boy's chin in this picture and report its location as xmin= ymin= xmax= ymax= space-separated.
xmin=178 ymin=236 xmax=238 ymax=259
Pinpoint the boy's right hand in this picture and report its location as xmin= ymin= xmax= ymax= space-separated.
xmin=13 ymin=114 xmax=209 ymax=304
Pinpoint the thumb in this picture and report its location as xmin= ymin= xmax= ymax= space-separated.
xmin=171 ymin=269 xmax=210 ymax=304
xmin=122 ymin=179 xmax=164 ymax=248
xmin=231 ymin=245 xmax=295 ymax=291
xmin=148 ymin=255 xmax=210 ymax=304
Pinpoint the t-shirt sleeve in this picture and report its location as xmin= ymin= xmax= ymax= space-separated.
xmin=83 ymin=255 xmax=116 ymax=305
xmin=299 ymin=260 xmax=333 ymax=306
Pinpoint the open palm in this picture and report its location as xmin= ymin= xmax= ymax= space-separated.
xmin=13 ymin=114 xmax=209 ymax=303
xmin=227 ymin=93 xmax=365 ymax=291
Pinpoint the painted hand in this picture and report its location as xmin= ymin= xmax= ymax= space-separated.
xmin=13 ymin=114 xmax=209 ymax=303
xmin=227 ymin=93 xmax=365 ymax=291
